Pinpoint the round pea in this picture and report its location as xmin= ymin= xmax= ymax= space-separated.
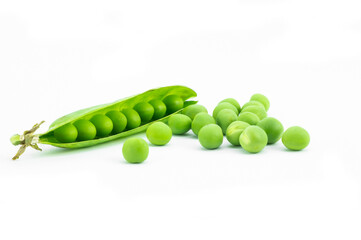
xmin=54 ymin=123 xmax=78 ymax=143
xmin=149 ymin=99 xmax=167 ymax=120
xmin=146 ymin=122 xmax=172 ymax=146
xmin=168 ymin=114 xmax=192 ymax=135
xmin=163 ymin=95 xmax=184 ymax=114
xmin=237 ymin=112 xmax=260 ymax=125
xmin=239 ymin=126 xmax=268 ymax=153
xmin=242 ymin=101 xmax=265 ymax=111
xmin=182 ymin=104 xmax=208 ymax=120
xmin=90 ymin=114 xmax=113 ymax=137
xmin=73 ymin=119 xmax=97 ymax=141
xmin=212 ymin=102 xmax=238 ymax=119
xmin=242 ymin=105 xmax=267 ymax=120
xmin=122 ymin=137 xmax=149 ymax=163
xmin=198 ymin=124 xmax=223 ymax=150
xmin=282 ymin=126 xmax=310 ymax=151
xmin=257 ymin=117 xmax=284 ymax=144
xmin=216 ymin=109 xmax=237 ymax=135
xmin=191 ymin=112 xmax=216 ymax=136
xmin=134 ymin=102 xmax=154 ymax=123
xmin=220 ymin=98 xmax=241 ymax=113
xmin=250 ymin=93 xmax=270 ymax=111
xmin=106 ymin=111 xmax=127 ymax=134
xmin=122 ymin=108 xmax=141 ymax=130
xmin=225 ymin=121 xmax=250 ymax=146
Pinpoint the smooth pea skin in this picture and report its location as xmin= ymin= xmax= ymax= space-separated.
xmin=220 ymin=98 xmax=241 ymax=113
xmin=212 ymin=102 xmax=238 ymax=118
xmin=237 ymin=112 xmax=260 ymax=125
xmin=163 ymin=95 xmax=184 ymax=114
xmin=226 ymin=121 xmax=250 ymax=146
xmin=90 ymin=114 xmax=113 ymax=137
xmin=257 ymin=117 xmax=284 ymax=144
xmin=122 ymin=108 xmax=141 ymax=130
xmin=73 ymin=119 xmax=97 ymax=141
xmin=239 ymin=126 xmax=268 ymax=153
xmin=146 ymin=122 xmax=172 ymax=145
xmin=134 ymin=102 xmax=154 ymax=123
xmin=182 ymin=104 xmax=208 ymax=120
xmin=191 ymin=112 xmax=216 ymax=136
xmin=282 ymin=126 xmax=310 ymax=151
xmin=198 ymin=124 xmax=223 ymax=150
xmin=242 ymin=105 xmax=267 ymax=120
xmin=148 ymin=99 xmax=167 ymax=120
xmin=242 ymin=101 xmax=265 ymax=111
xmin=54 ymin=123 xmax=78 ymax=143
xmin=106 ymin=111 xmax=127 ymax=134
xmin=122 ymin=137 xmax=149 ymax=163
xmin=168 ymin=114 xmax=192 ymax=135
xmin=216 ymin=109 xmax=237 ymax=135
xmin=250 ymin=93 xmax=270 ymax=111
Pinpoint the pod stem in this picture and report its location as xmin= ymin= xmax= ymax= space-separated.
xmin=12 ymin=121 xmax=45 ymax=160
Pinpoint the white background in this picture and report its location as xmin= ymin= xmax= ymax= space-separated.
xmin=1 ymin=0 xmax=361 ymax=239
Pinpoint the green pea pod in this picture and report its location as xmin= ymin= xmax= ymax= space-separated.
xmin=10 ymin=85 xmax=197 ymax=160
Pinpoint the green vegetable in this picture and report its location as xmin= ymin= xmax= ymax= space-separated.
xmin=122 ymin=108 xmax=141 ymax=130
xmin=250 ymin=93 xmax=270 ymax=111
xmin=225 ymin=121 xmax=250 ymax=146
xmin=146 ymin=122 xmax=172 ymax=146
xmin=215 ymin=109 xmax=237 ymax=135
xmin=90 ymin=114 xmax=113 ymax=137
xmin=148 ymin=99 xmax=167 ymax=120
xmin=212 ymin=102 xmax=238 ymax=118
xmin=241 ymin=105 xmax=267 ymax=120
xmin=182 ymin=104 xmax=208 ymax=120
xmin=54 ymin=123 xmax=78 ymax=143
xmin=237 ymin=112 xmax=260 ymax=125
xmin=220 ymin=98 xmax=241 ymax=113
xmin=106 ymin=111 xmax=127 ymax=134
xmin=191 ymin=112 xmax=216 ymax=136
xmin=134 ymin=102 xmax=155 ymax=123
xmin=282 ymin=126 xmax=310 ymax=150
xmin=167 ymin=114 xmax=192 ymax=135
xmin=198 ymin=124 xmax=223 ymax=150
xmin=242 ymin=101 xmax=265 ymax=111
xmin=239 ymin=126 xmax=268 ymax=153
xmin=122 ymin=138 xmax=149 ymax=163
xmin=257 ymin=117 xmax=284 ymax=144
xmin=163 ymin=95 xmax=184 ymax=114
xmin=73 ymin=119 xmax=97 ymax=141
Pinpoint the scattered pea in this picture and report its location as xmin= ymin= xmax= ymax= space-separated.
xmin=90 ymin=114 xmax=113 ymax=137
xmin=212 ymin=102 xmax=238 ymax=119
xmin=257 ymin=117 xmax=284 ymax=144
xmin=133 ymin=102 xmax=155 ymax=123
xmin=216 ymin=109 xmax=237 ymax=135
xmin=239 ymin=126 xmax=268 ymax=153
xmin=242 ymin=101 xmax=265 ymax=111
xmin=168 ymin=114 xmax=192 ymax=135
xmin=122 ymin=108 xmax=141 ymax=130
xmin=282 ymin=126 xmax=310 ymax=151
xmin=163 ymin=95 xmax=184 ymax=114
xmin=122 ymin=137 xmax=149 ymax=163
xmin=241 ymin=105 xmax=267 ymax=120
xmin=198 ymin=124 xmax=223 ymax=150
xmin=146 ymin=122 xmax=172 ymax=146
xmin=54 ymin=123 xmax=78 ymax=143
xmin=237 ymin=112 xmax=260 ymax=125
xmin=191 ymin=112 xmax=216 ymax=136
xmin=73 ymin=119 xmax=97 ymax=141
xmin=106 ymin=111 xmax=127 ymax=134
xmin=225 ymin=121 xmax=250 ymax=146
xmin=182 ymin=104 xmax=208 ymax=120
xmin=148 ymin=99 xmax=167 ymax=120
xmin=250 ymin=93 xmax=270 ymax=111
xmin=220 ymin=98 xmax=241 ymax=113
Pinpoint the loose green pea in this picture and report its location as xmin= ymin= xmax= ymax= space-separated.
xmin=168 ymin=114 xmax=192 ymax=135
xmin=182 ymin=104 xmax=208 ymax=120
xmin=216 ymin=109 xmax=237 ymax=135
xmin=212 ymin=102 xmax=238 ymax=119
xmin=90 ymin=114 xmax=113 ymax=137
xmin=198 ymin=124 xmax=223 ymax=150
xmin=191 ymin=112 xmax=216 ymax=136
xmin=148 ymin=99 xmax=167 ymax=120
xmin=242 ymin=105 xmax=267 ymax=120
xmin=250 ymin=93 xmax=270 ymax=111
xmin=220 ymin=98 xmax=241 ymax=113
xmin=134 ymin=102 xmax=154 ymax=123
xmin=237 ymin=112 xmax=260 ymax=125
xmin=73 ymin=119 xmax=97 ymax=141
xmin=163 ymin=95 xmax=184 ymax=114
xmin=282 ymin=126 xmax=310 ymax=151
xmin=122 ymin=108 xmax=141 ymax=130
xmin=146 ymin=122 xmax=172 ymax=146
xmin=257 ymin=117 xmax=284 ymax=144
xmin=122 ymin=137 xmax=149 ymax=163
xmin=106 ymin=111 xmax=127 ymax=134
xmin=239 ymin=126 xmax=268 ymax=153
xmin=54 ymin=123 xmax=78 ymax=143
xmin=225 ymin=121 xmax=250 ymax=146
xmin=242 ymin=101 xmax=265 ymax=111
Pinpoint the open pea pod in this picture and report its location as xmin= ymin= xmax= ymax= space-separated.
xmin=10 ymin=85 xmax=197 ymax=160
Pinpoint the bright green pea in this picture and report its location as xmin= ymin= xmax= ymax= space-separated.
xmin=122 ymin=137 xmax=149 ymax=163
xmin=191 ymin=112 xmax=216 ymax=136
xmin=73 ymin=119 xmax=97 ymax=141
xmin=216 ymin=109 xmax=237 ymax=135
xmin=90 ymin=114 xmax=113 ymax=137
xmin=198 ymin=124 xmax=223 ymax=150
xmin=148 ymin=99 xmax=167 ymax=120
xmin=54 ymin=123 xmax=78 ymax=143
xmin=106 ymin=111 xmax=127 ymax=134
xmin=239 ymin=126 xmax=268 ymax=153
xmin=257 ymin=117 xmax=284 ymax=144
xmin=146 ymin=122 xmax=172 ymax=146
xmin=134 ymin=102 xmax=154 ymax=123
xmin=220 ymin=98 xmax=241 ymax=113
xmin=163 ymin=95 xmax=184 ymax=114
xmin=241 ymin=105 xmax=267 ymax=120
xmin=122 ymin=108 xmax=141 ymax=130
xmin=212 ymin=102 xmax=238 ymax=119
xmin=225 ymin=121 xmax=250 ymax=146
xmin=237 ymin=112 xmax=260 ymax=125
xmin=168 ymin=114 xmax=192 ymax=135
xmin=182 ymin=104 xmax=208 ymax=120
xmin=282 ymin=126 xmax=310 ymax=151
xmin=250 ymin=93 xmax=270 ymax=111
xmin=242 ymin=101 xmax=265 ymax=111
